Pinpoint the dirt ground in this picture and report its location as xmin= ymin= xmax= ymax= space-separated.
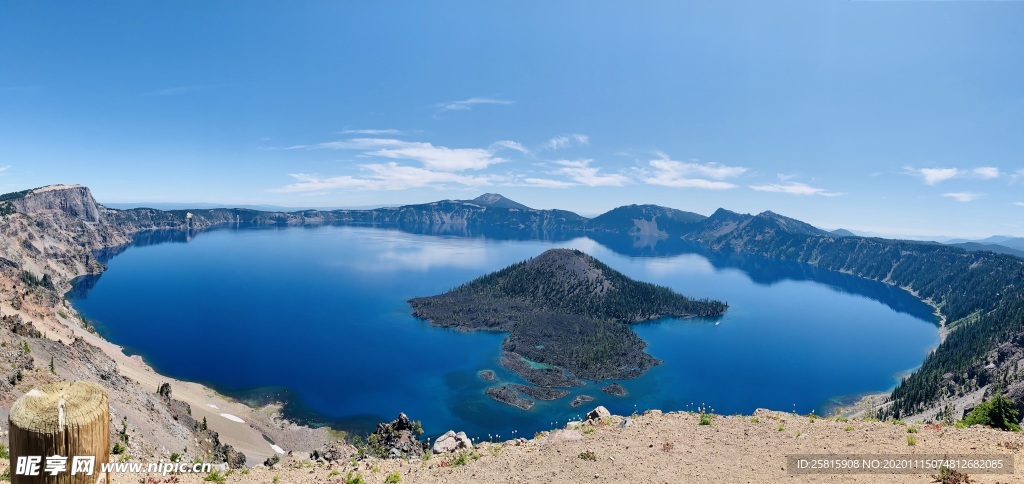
xmin=8 ymin=408 xmax=1011 ymax=484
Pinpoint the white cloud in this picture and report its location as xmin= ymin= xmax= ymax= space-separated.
xmin=1015 ymin=201 xmax=1024 ymax=206
xmin=640 ymin=154 xmax=746 ymax=190
xmin=749 ymin=181 xmax=842 ymax=197
xmin=943 ymin=192 xmax=983 ymax=202
xmin=363 ymin=141 xmax=503 ymax=171
xmin=0 ymin=165 xmax=10 ymax=173
xmin=553 ymin=159 xmax=629 ymax=187
xmin=272 ymin=135 xmax=547 ymax=193
xmin=521 ymin=177 xmax=575 ymax=188
xmin=971 ymin=166 xmax=1000 ymax=179
xmin=340 ymin=129 xmax=403 ymax=135
xmin=434 ymin=97 xmax=513 ymax=113
xmin=289 ymin=138 xmax=507 ymax=171
xmin=272 ymin=164 xmax=494 ymax=192
xmin=904 ymin=166 xmax=1004 ymax=185
xmin=903 ymin=167 xmax=960 ymax=186
xmin=490 ymin=140 xmax=530 ymax=153
xmin=545 ymin=134 xmax=590 ymax=150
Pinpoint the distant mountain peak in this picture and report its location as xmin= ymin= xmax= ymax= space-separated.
xmin=468 ymin=193 xmax=532 ymax=210
xmin=710 ymin=207 xmax=744 ymax=218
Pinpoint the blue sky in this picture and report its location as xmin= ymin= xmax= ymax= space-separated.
xmin=1 ymin=1 xmax=1022 ymax=237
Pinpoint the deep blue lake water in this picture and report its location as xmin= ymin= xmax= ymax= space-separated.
xmin=68 ymin=225 xmax=940 ymax=440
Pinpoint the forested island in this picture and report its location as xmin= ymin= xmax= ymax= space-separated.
xmin=409 ymin=248 xmax=727 ymax=409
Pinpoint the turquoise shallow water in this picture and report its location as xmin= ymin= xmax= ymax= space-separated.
xmin=68 ymin=225 xmax=939 ymax=439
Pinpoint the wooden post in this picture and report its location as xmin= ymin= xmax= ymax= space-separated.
xmin=8 ymin=381 xmax=110 ymax=484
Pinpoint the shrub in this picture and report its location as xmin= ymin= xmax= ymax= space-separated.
xmin=959 ymin=394 xmax=1022 ymax=431
xmin=843 ymin=425 xmax=854 ymax=432
xmin=384 ymin=471 xmax=402 ymax=483
xmin=907 ymin=436 xmax=917 ymax=446
xmin=112 ymin=442 xmax=126 ymax=455
xmin=344 ymin=472 xmax=365 ymax=484
xmin=0 ymin=444 xmax=9 ymax=459
xmin=932 ymin=466 xmax=971 ymax=484
xmin=203 ymin=470 xmax=226 ymax=483
xmin=699 ymin=412 xmax=713 ymax=426
xmin=578 ymin=450 xmax=597 ymax=461
xmin=907 ymin=426 xmax=918 ymax=434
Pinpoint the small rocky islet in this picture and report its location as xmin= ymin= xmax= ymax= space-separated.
xmin=409 ymin=248 xmax=726 ymax=410
xmin=484 ymin=385 xmax=535 ymax=411
xmin=602 ymin=383 xmax=628 ymax=396
xmin=570 ymin=395 xmax=595 ymax=408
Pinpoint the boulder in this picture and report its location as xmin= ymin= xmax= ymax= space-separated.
xmin=433 ymin=430 xmax=473 ymax=454
xmin=541 ymin=429 xmax=584 ymax=448
xmin=312 ymin=440 xmax=357 ymax=462
xmin=586 ymin=406 xmax=611 ymax=421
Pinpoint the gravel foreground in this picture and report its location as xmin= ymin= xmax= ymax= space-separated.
xmin=30 ymin=408 xmax=1018 ymax=484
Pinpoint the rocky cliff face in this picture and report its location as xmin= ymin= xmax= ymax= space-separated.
xmin=10 ymin=185 xmax=103 ymax=222
xmin=0 ymin=185 xmax=250 ymax=465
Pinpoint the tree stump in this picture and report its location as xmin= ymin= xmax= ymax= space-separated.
xmin=8 ymin=381 xmax=110 ymax=483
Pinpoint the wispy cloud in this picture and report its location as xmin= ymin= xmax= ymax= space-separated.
xmin=553 ymin=159 xmax=629 ymax=187
xmin=972 ymin=167 xmax=1001 ymax=179
xmin=1015 ymin=202 xmax=1024 ymax=207
xmin=0 ymin=165 xmax=10 ymax=174
xmin=340 ymin=129 xmax=403 ymax=135
xmin=1010 ymin=169 xmax=1024 ymax=184
xmin=434 ymin=97 xmax=513 ymax=113
xmin=640 ymin=154 xmax=746 ymax=190
xmin=520 ymin=177 xmax=575 ymax=188
xmin=749 ymin=181 xmax=842 ymax=197
xmin=943 ymin=192 xmax=983 ymax=202
xmin=903 ymin=166 xmax=1002 ymax=185
xmin=287 ymin=138 xmax=507 ymax=171
xmin=490 ymin=140 xmax=530 ymax=154
xmin=272 ymin=164 xmax=495 ymax=192
xmin=545 ymin=134 xmax=589 ymax=151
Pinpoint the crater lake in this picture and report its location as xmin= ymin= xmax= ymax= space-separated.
xmin=68 ymin=225 xmax=940 ymax=439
